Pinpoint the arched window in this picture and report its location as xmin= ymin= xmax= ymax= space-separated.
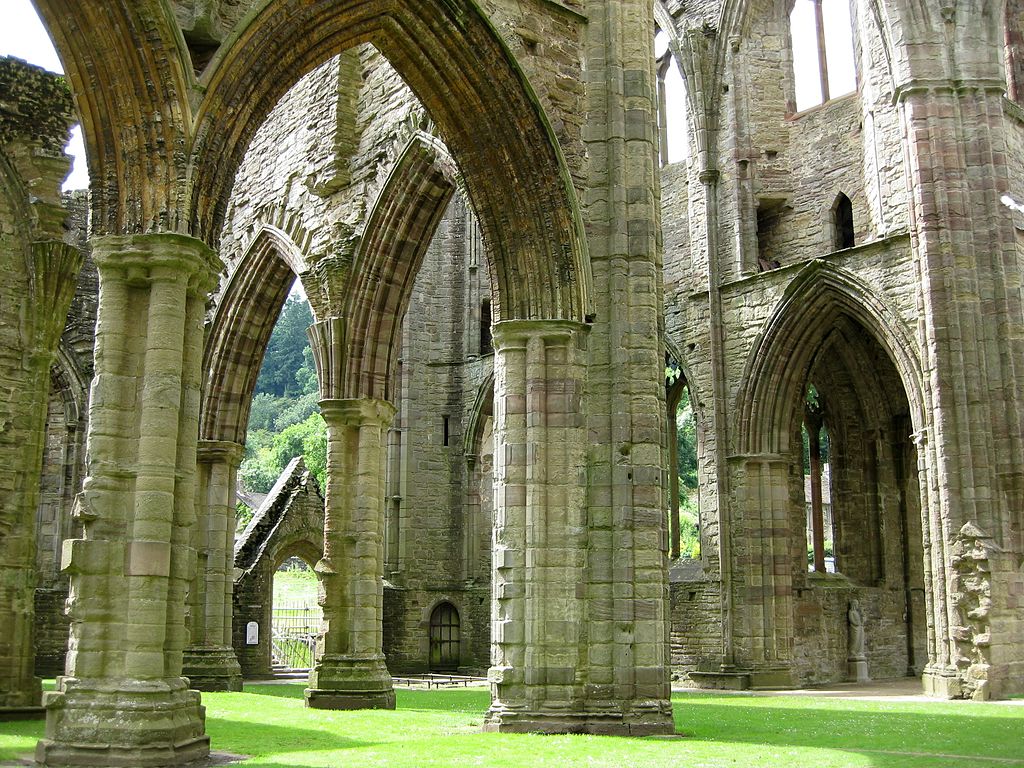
xmin=666 ymin=359 xmax=700 ymax=559
xmin=654 ymin=29 xmax=690 ymax=165
xmin=803 ymin=385 xmax=834 ymax=573
xmin=789 ymin=0 xmax=857 ymax=111
xmin=833 ymin=192 xmax=855 ymax=250
xmin=429 ymin=602 xmax=461 ymax=671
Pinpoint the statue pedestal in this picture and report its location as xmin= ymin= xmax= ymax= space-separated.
xmin=847 ymin=657 xmax=870 ymax=683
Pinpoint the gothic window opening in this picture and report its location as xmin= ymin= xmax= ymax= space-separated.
xmin=429 ymin=602 xmax=461 ymax=671
xmin=667 ymin=360 xmax=700 ymax=559
xmin=833 ymin=192 xmax=855 ymax=250
xmin=789 ymin=0 xmax=857 ymax=112
xmin=803 ymin=385 xmax=834 ymax=573
xmin=756 ymin=199 xmax=785 ymax=271
xmin=654 ymin=29 xmax=690 ymax=165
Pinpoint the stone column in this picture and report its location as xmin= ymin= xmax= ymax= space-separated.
xmin=727 ymin=455 xmax=796 ymax=688
xmin=895 ymin=80 xmax=1024 ymax=698
xmin=0 ymin=241 xmax=82 ymax=718
xmin=484 ymin=319 xmax=666 ymax=734
xmin=304 ymin=317 xmax=396 ymax=709
xmin=182 ymin=440 xmax=244 ymax=691
xmin=37 ymin=233 xmax=221 ymax=767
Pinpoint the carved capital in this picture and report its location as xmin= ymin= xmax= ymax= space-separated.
xmin=91 ymin=232 xmax=223 ymax=297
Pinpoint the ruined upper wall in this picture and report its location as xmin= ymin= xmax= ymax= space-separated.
xmin=217 ymin=46 xmax=427 ymax=300
xmin=0 ymin=57 xmax=74 ymax=154
xmin=661 ymin=0 xmax=910 ymax=295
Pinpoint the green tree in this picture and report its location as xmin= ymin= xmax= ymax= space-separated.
xmin=676 ymin=388 xmax=698 ymax=490
xmin=255 ymin=295 xmax=314 ymax=397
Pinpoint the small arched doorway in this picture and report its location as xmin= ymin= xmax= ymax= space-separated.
xmin=272 ymin=555 xmax=322 ymax=672
xmin=428 ymin=602 xmax=461 ymax=672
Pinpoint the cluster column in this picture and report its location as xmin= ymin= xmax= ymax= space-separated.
xmin=182 ymin=440 xmax=245 ymax=691
xmin=304 ymin=317 xmax=396 ymax=709
xmin=37 ymin=233 xmax=221 ymax=767
xmin=484 ymin=320 xmax=597 ymax=733
xmin=896 ymin=82 xmax=1024 ymax=699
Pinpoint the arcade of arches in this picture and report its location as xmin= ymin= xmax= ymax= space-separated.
xmin=0 ymin=0 xmax=1023 ymax=764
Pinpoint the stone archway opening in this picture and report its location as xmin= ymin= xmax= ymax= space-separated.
xmin=271 ymin=555 xmax=323 ymax=673
xmin=786 ymin=319 xmax=926 ymax=683
xmin=732 ymin=265 xmax=928 ymax=688
xmin=428 ymin=602 xmax=461 ymax=672
xmin=667 ymin=368 xmax=701 ymax=561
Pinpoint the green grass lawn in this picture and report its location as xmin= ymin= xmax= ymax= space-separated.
xmin=3 ymin=685 xmax=1022 ymax=767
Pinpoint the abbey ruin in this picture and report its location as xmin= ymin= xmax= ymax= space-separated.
xmin=1 ymin=0 xmax=1023 ymax=764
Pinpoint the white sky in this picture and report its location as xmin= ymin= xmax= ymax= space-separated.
xmin=791 ymin=0 xmax=857 ymax=111
xmin=0 ymin=0 xmax=89 ymax=190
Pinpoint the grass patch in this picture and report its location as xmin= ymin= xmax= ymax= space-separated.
xmin=3 ymin=686 xmax=1023 ymax=767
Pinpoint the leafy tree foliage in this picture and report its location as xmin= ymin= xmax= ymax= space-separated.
xmin=677 ymin=388 xmax=698 ymax=491
xmin=255 ymin=295 xmax=314 ymax=398
xmin=675 ymin=386 xmax=701 ymax=558
xmin=240 ymin=295 xmax=327 ymax=498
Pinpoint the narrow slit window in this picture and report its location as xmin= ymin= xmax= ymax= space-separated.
xmin=479 ymin=299 xmax=492 ymax=354
xmin=834 ymin=192 xmax=855 ymax=250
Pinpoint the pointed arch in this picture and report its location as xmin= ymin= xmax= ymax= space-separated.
xmin=190 ymin=0 xmax=590 ymax=323
xmin=200 ymin=226 xmax=308 ymax=444
xmin=342 ymin=132 xmax=457 ymax=401
xmin=464 ymin=371 xmax=496 ymax=460
xmin=734 ymin=261 xmax=924 ymax=456
xmin=32 ymin=0 xmax=195 ymax=234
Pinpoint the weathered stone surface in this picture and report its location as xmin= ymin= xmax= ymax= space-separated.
xmin=10 ymin=1 xmax=1024 ymax=764
xmin=0 ymin=57 xmax=78 ymax=719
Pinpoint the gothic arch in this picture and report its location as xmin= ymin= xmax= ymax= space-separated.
xmin=200 ymin=226 xmax=309 ymax=444
xmin=32 ymin=0 xmax=193 ymax=234
xmin=190 ymin=0 xmax=591 ymax=323
xmin=464 ymin=371 xmax=496 ymax=460
xmin=344 ymin=132 xmax=457 ymax=401
xmin=735 ymin=261 xmax=924 ymax=456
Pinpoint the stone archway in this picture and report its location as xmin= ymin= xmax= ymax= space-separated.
xmin=25 ymin=0 xmax=675 ymax=758
xmin=730 ymin=262 xmax=926 ymax=687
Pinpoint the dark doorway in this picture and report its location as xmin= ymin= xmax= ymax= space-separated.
xmin=429 ymin=602 xmax=461 ymax=671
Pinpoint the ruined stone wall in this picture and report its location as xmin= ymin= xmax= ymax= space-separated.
xmin=0 ymin=56 xmax=79 ymax=709
xmin=479 ymin=0 xmax=586 ymax=192
xmin=382 ymin=194 xmax=494 ymax=674
xmin=33 ymin=192 xmax=95 ymax=676
xmin=659 ymin=0 xmax=934 ymax=686
xmin=232 ymin=459 xmax=325 ymax=678
xmin=217 ymin=45 xmax=426 ymax=296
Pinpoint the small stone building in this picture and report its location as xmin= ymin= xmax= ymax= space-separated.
xmin=232 ymin=457 xmax=325 ymax=679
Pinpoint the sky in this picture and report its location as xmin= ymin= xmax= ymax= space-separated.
xmin=0 ymin=0 xmax=89 ymax=190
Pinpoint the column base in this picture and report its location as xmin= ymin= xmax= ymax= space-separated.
xmin=0 ymin=678 xmax=42 ymax=711
xmin=922 ymin=663 xmax=962 ymax=699
xmin=846 ymin=658 xmax=870 ymax=683
xmin=182 ymin=646 xmax=243 ymax=692
xmin=36 ymin=676 xmax=208 ymax=767
xmin=304 ymin=654 xmax=395 ymax=710
xmin=686 ymin=671 xmax=751 ymax=690
xmin=483 ymin=702 xmax=675 ymax=736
